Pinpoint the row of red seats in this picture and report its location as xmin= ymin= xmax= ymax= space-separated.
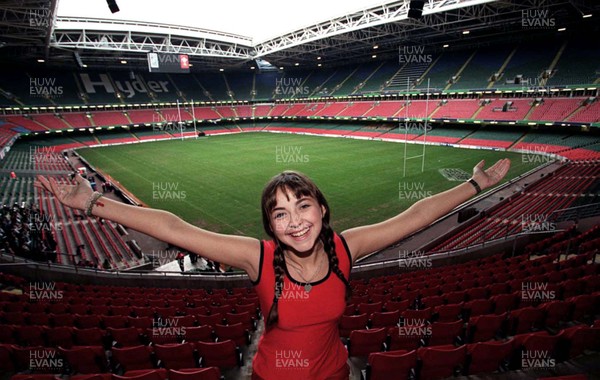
xmin=347 ymin=257 xmax=598 ymax=307
xmin=10 ymin=367 xmax=220 ymax=380
xmin=0 ymin=298 xmax=259 ymax=317
xmin=341 ymin=294 xmax=599 ymax=339
xmin=351 ymin=250 xmax=595 ymax=297
xmin=0 ymin=310 xmax=257 ymax=345
xmin=362 ymin=323 xmax=600 ymax=379
xmin=1 ymin=341 xmax=238 ymax=376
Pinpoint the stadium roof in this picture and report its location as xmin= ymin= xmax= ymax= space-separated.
xmin=55 ymin=0 xmax=397 ymax=44
xmin=0 ymin=0 xmax=598 ymax=71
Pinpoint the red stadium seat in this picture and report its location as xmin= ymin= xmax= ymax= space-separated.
xmin=127 ymin=317 xmax=153 ymax=330
xmin=366 ymin=349 xmax=417 ymax=380
xmin=369 ymin=310 xmax=401 ymax=329
xmin=464 ymin=299 xmax=493 ymax=318
xmin=387 ymin=326 xmax=425 ymax=351
xmin=108 ymin=327 xmax=144 ymax=347
xmin=181 ymin=325 xmax=214 ymax=343
xmin=45 ymin=326 xmax=75 ymax=348
xmin=401 ymin=308 xmax=433 ymax=324
xmin=112 ymin=345 xmax=155 ymax=372
xmin=357 ymin=302 xmax=383 ymax=316
xmin=103 ymin=315 xmax=128 ymax=329
xmin=428 ymin=320 xmax=464 ymax=346
xmin=75 ymin=315 xmax=102 ymax=329
xmin=74 ymin=328 xmax=107 ymax=346
xmin=71 ymin=375 xmax=112 ymax=380
xmin=50 ymin=313 xmax=75 ymax=327
xmin=59 ymin=345 xmax=108 ymax=374
xmin=383 ymin=299 xmax=410 ymax=313
xmin=466 ymin=339 xmax=514 ymax=375
xmin=194 ymin=340 xmax=241 ymax=368
xmin=510 ymin=307 xmax=546 ymax=334
xmin=433 ymin=303 xmax=464 ymax=322
xmin=0 ymin=343 xmax=15 ymax=372
xmin=467 ymin=312 xmax=508 ymax=343
xmin=225 ymin=311 xmax=256 ymax=331
xmin=167 ymin=367 xmax=221 ymax=380
xmin=15 ymin=325 xmax=46 ymax=346
xmin=112 ymin=369 xmax=167 ymax=380
xmin=195 ymin=313 xmax=224 ymax=328
xmin=339 ymin=313 xmax=369 ymax=338
xmin=492 ymin=293 xmax=520 ymax=314
xmin=213 ymin=323 xmax=250 ymax=346
xmin=153 ymin=343 xmax=197 ymax=370
xmin=417 ymin=345 xmax=467 ymax=379
xmin=540 ymin=300 xmax=573 ymax=328
xmin=347 ymin=328 xmax=387 ymax=357
xmin=562 ymin=325 xmax=600 ymax=359
xmin=0 ymin=324 xmax=16 ymax=344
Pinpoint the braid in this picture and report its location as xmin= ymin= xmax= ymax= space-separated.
xmin=321 ymin=222 xmax=352 ymax=302
xmin=266 ymin=243 xmax=286 ymax=327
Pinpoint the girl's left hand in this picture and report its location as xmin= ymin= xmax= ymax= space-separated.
xmin=472 ymin=158 xmax=511 ymax=190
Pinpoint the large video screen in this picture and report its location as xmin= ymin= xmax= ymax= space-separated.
xmin=147 ymin=53 xmax=190 ymax=73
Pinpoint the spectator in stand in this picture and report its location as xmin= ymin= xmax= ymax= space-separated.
xmin=0 ymin=203 xmax=57 ymax=263
xmin=176 ymin=251 xmax=185 ymax=272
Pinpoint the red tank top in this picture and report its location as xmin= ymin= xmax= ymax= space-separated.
xmin=252 ymin=233 xmax=352 ymax=380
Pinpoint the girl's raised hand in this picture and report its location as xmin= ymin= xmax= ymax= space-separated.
xmin=35 ymin=174 xmax=93 ymax=211
xmin=472 ymin=158 xmax=511 ymax=191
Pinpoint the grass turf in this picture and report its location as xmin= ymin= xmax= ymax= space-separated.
xmin=77 ymin=132 xmax=540 ymax=239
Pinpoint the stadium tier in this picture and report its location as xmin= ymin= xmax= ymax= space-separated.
xmin=1 ymin=39 xmax=598 ymax=108
xmin=429 ymin=161 xmax=599 ymax=252
xmin=0 ymin=242 xmax=598 ymax=377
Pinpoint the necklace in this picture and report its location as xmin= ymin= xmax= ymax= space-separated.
xmin=284 ymin=252 xmax=324 ymax=293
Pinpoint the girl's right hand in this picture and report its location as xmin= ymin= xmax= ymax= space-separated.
xmin=35 ymin=174 xmax=94 ymax=211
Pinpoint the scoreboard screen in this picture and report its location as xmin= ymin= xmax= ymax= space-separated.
xmin=147 ymin=53 xmax=190 ymax=73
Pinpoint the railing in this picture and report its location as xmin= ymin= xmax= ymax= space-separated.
xmin=550 ymin=202 xmax=600 ymax=222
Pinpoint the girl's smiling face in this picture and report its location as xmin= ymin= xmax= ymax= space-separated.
xmin=269 ymin=187 xmax=326 ymax=254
